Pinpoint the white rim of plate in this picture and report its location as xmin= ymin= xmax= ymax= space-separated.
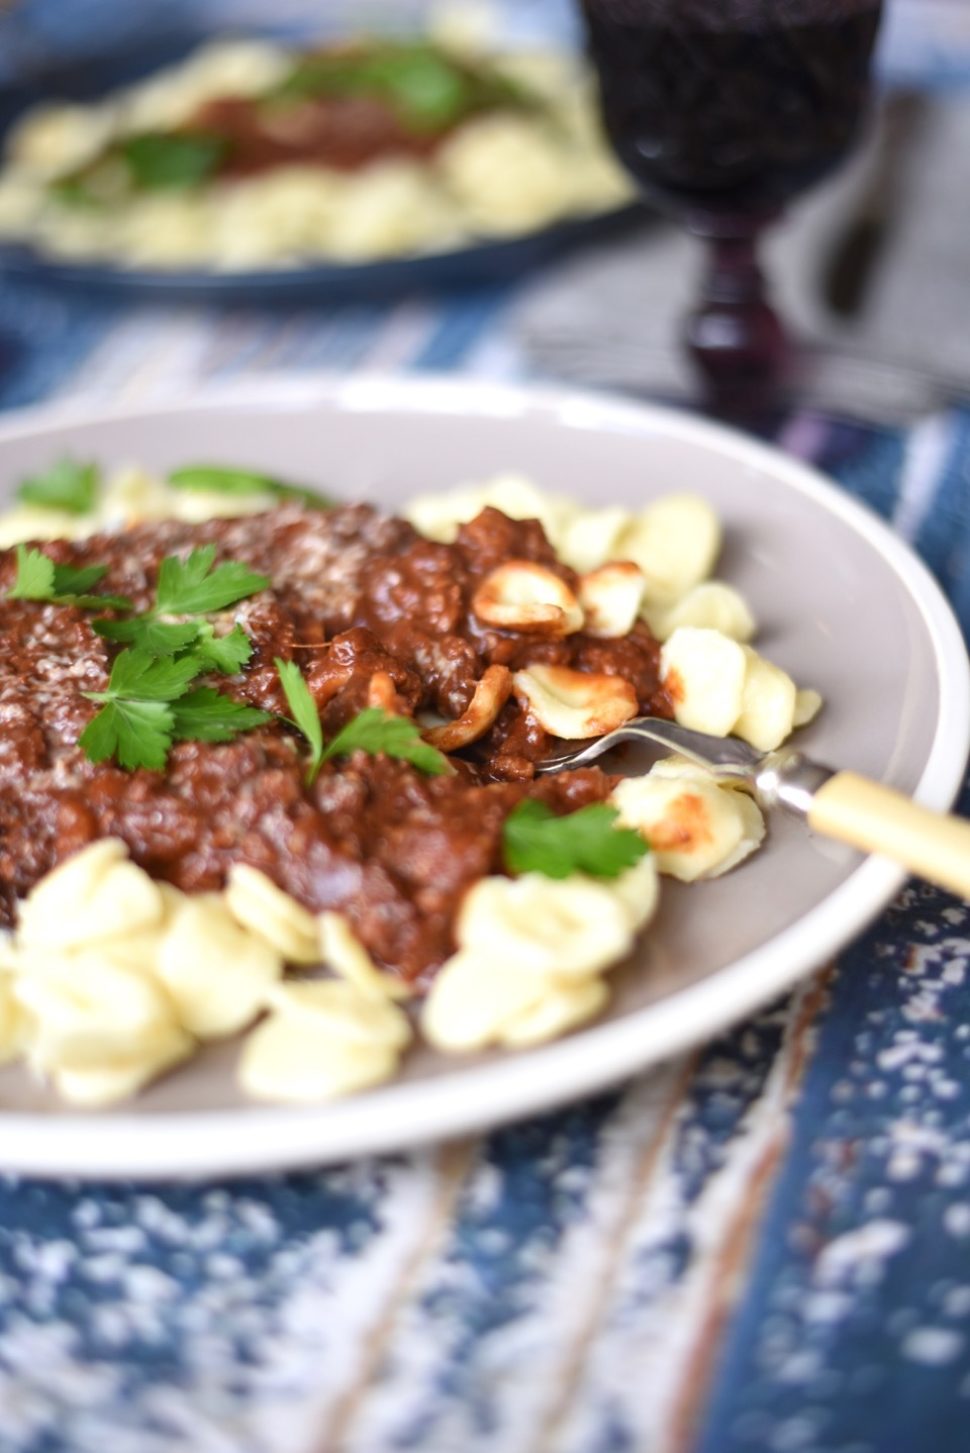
xmin=0 ymin=373 xmax=967 ymax=1180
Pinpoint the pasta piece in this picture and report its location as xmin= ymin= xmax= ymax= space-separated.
xmin=0 ymin=974 xmax=28 ymax=1066
xmin=456 ymin=873 xmax=636 ymax=978
xmin=794 ymin=688 xmax=823 ymax=727
xmin=512 ymin=662 xmax=638 ymax=739
xmin=579 ymin=562 xmax=647 ymax=638
xmin=238 ymin=1016 xmax=399 ymax=1102
xmin=609 ymin=853 xmax=661 ymax=930
xmin=615 ymin=495 xmax=722 ymax=605
xmin=118 ymin=41 xmax=289 ymax=132
xmin=644 ymin=581 xmax=755 ymax=644
xmin=472 ymin=561 xmax=584 ymax=635
xmin=612 ymin=769 xmax=765 ymax=881
xmin=324 ymin=161 xmax=461 ymax=262
xmin=15 ymin=952 xmax=178 ymax=1071
xmin=115 ymin=194 xmax=212 ymax=267
xmin=438 ymin=114 xmax=580 ymax=235
xmin=225 ymin=865 xmax=320 ymax=965
xmin=52 ymin=1026 xmax=194 ymax=1108
xmin=156 ymin=894 xmax=282 ymax=1038
xmin=0 ymin=504 xmax=93 ymax=548
xmin=660 ymin=627 xmax=748 ymax=737
xmin=17 ymin=839 xmax=165 ymax=951
xmin=6 ymin=103 xmax=115 ymax=179
xmin=498 ymin=977 xmax=609 ymax=1048
xmin=421 ymin=951 xmax=556 ymax=1052
xmin=318 ymin=912 xmax=413 ymax=1001
xmin=265 ymin=981 xmax=411 ymax=1051
xmin=423 ymin=665 xmax=512 ymax=749
xmin=556 ymin=506 xmax=630 ymax=573
xmin=733 ymin=646 xmax=797 ymax=752
xmin=405 ymin=474 xmax=574 ymax=547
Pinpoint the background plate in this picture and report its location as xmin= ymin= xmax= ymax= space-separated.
xmin=0 ymin=374 xmax=966 ymax=1179
xmin=0 ymin=25 xmax=646 ymax=301
xmin=0 ymin=207 xmax=644 ymax=303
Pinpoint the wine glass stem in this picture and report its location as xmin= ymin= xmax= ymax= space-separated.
xmin=683 ymin=221 xmax=790 ymax=418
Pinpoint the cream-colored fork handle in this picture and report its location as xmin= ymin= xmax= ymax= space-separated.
xmin=809 ymin=771 xmax=970 ymax=899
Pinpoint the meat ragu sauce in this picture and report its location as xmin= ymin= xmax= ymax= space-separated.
xmin=189 ymin=93 xmax=446 ymax=175
xmin=0 ymin=504 xmax=671 ymax=983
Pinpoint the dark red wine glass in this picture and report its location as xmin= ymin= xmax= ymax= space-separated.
xmin=578 ymin=0 xmax=884 ymax=416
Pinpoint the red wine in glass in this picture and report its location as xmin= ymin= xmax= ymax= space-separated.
xmin=578 ymin=0 xmax=884 ymax=415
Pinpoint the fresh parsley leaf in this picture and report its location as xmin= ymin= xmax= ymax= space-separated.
xmin=274 ymin=42 xmax=529 ymax=135
xmin=275 ymin=657 xmax=324 ymax=785
xmin=121 ymin=132 xmax=227 ymax=191
xmin=16 ymin=458 xmax=99 ymax=514
xmin=322 ymin=707 xmax=452 ymax=776
xmin=51 ymin=562 xmax=107 ymax=595
xmin=93 ymin=616 xmax=202 ymax=655
xmin=192 ymin=622 xmax=253 ymax=675
xmin=171 ymin=687 xmax=272 ymax=743
xmin=79 ymin=697 xmax=175 ymax=772
xmin=8 ymin=544 xmax=55 ymax=600
xmin=168 ymin=464 xmax=333 ymax=510
xmin=79 ymin=647 xmax=211 ymax=772
xmin=97 ymin=647 xmax=207 ymax=703
xmin=502 ymin=799 xmax=649 ymax=881
xmin=155 ymin=545 xmax=269 ymax=617
xmin=50 ymin=562 xmax=132 ymax=610
xmin=7 ymin=547 xmax=132 ymax=610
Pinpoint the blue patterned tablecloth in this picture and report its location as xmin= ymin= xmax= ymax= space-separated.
xmin=2 ymin=4 xmax=970 ymax=1452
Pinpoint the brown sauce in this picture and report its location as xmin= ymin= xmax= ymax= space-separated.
xmin=0 ymin=504 xmax=671 ymax=982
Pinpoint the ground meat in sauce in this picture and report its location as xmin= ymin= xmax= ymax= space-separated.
xmin=188 ymin=94 xmax=448 ymax=175
xmin=0 ymin=503 xmax=672 ymax=983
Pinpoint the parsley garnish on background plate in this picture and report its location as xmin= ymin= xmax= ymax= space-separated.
xmin=120 ymin=132 xmax=228 ymax=192
xmin=275 ymin=658 xmax=452 ymax=785
xmin=168 ymin=465 xmax=333 ymax=510
xmin=16 ymin=458 xmax=99 ymax=514
xmin=503 ymin=799 xmax=649 ymax=880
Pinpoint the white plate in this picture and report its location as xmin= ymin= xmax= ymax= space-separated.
xmin=0 ymin=374 xmax=967 ymax=1180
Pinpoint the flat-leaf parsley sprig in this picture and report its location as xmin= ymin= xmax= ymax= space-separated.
xmin=502 ymin=799 xmax=648 ymax=880
xmin=168 ymin=464 xmax=333 ymax=510
xmin=16 ymin=458 xmax=99 ymax=515
xmin=93 ymin=544 xmax=269 ymax=669
xmin=80 ymin=648 xmax=272 ymax=771
xmin=275 ymin=658 xmax=452 ymax=785
xmin=8 ymin=545 xmax=133 ymax=611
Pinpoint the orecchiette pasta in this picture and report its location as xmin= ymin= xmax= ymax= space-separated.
xmin=318 ymin=912 xmax=413 ymax=1002
xmin=225 ymin=865 xmax=320 ymax=965
xmin=0 ymin=41 xmax=633 ymax=270
xmin=0 ymin=466 xmax=821 ymax=1109
xmin=614 ymin=494 xmax=722 ymax=605
xmin=513 ymin=663 xmax=638 ymax=739
xmin=17 ymin=839 xmax=165 ymax=951
xmin=660 ymin=627 xmax=809 ymax=752
xmin=660 ymin=627 xmax=749 ymax=737
xmin=238 ymin=979 xmax=411 ymax=1103
xmin=156 ymin=894 xmax=283 ymax=1040
xmin=612 ymin=763 xmax=765 ymax=882
xmin=422 ymin=856 xmax=657 ymax=1052
xmin=472 ymin=561 xmax=584 ymax=636
xmin=643 ymin=581 xmax=756 ymax=644
xmin=455 ymin=872 xmax=641 ymax=979
xmin=578 ymin=562 xmax=647 ymax=639
xmin=0 ymin=971 xmax=29 ymax=1066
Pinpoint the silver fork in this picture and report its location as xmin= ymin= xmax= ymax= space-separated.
xmin=535 ymin=716 xmax=970 ymax=899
